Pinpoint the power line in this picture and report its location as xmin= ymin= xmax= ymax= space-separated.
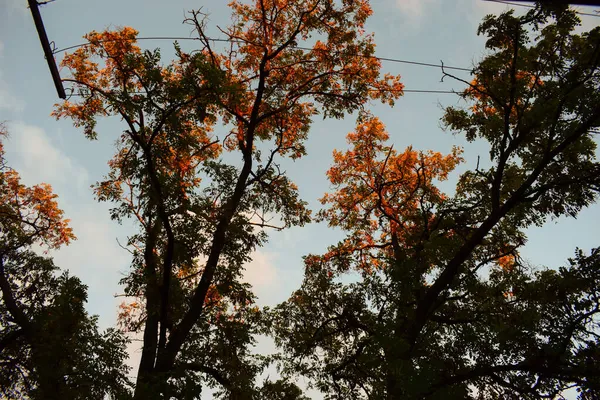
xmin=403 ymin=89 xmax=456 ymax=94
xmin=62 ymin=87 xmax=458 ymax=97
xmin=484 ymin=0 xmax=600 ymax=17
xmin=53 ymin=36 xmax=225 ymax=54
xmin=38 ymin=5 xmax=598 ymax=101
xmin=52 ymin=36 xmax=473 ymax=73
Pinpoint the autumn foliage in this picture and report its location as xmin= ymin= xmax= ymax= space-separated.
xmin=315 ymin=117 xmax=462 ymax=273
xmin=18 ymin=2 xmax=598 ymax=399
xmin=271 ymin=6 xmax=600 ymax=399
xmin=0 ymin=125 xmax=130 ymax=399
xmin=53 ymin=0 xmax=403 ymax=398
xmin=0 ymin=127 xmax=75 ymax=251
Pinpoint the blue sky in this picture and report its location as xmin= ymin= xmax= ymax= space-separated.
xmin=1 ymin=0 xmax=599 ymax=396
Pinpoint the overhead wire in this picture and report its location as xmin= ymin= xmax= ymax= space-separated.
xmin=52 ymin=36 xmax=474 ymax=73
xmin=55 ymin=35 xmax=468 ymax=96
xmin=483 ymin=0 xmax=600 ymax=17
xmin=62 ymin=88 xmax=459 ymax=97
xmin=45 ymin=2 xmax=598 ymax=99
xmin=59 ymin=0 xmax=600 ymax=97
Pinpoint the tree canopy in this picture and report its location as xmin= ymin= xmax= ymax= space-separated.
xmin=53 ymin=0 xmax=401 ymax=398
xmin=0 ymin=125 xmax=131 ymax=399
xmin=270 ymin=5 xmax=600 ymax=399
xmin=2 ymin=1 xmax=599 ymax=399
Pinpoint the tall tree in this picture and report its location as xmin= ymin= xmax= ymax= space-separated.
xmin=270 ymin=5 xmax=600 ymax=399
xmin=0 ymin=125 xmax=131 ymax=399
xmin=54 ymin=0 xmax=402 ymax=398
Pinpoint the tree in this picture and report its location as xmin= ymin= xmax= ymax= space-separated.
xmin=0 ymin=125 xmax=131 ymax=399
xmin=54 ymin=0 xmax=403 ymax=398
xmin=270 ymin=5 xmax=600 ymax=399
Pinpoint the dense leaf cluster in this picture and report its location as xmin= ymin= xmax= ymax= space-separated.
xmin=270 ymin=5 xmax=600 ymax=399
xmin=0 ymin=126 xmax=130 ymax=399
xmin=2 ymin=1 xmax=600 ymax=399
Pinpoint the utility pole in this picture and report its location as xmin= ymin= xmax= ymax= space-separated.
xmin=27 ymin=0 xmax=66 ymax=99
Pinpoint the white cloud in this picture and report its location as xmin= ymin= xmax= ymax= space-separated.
xmin=3 ymin=121 xmax=132 ymax=329
xmin=242 ymin=250 xmax=288 ymax=306
xmin=395 ymin=0 xmax=437 ymax=19
xmin=49 ymin=206 xmax=132 ymax=325
xmin=0 ymin=40 xmax=4 ymax=58
xmin=243 ymin=251 xmax=278 ymax=290
xmin=5 ymin=121 xmax=89 ymax=190
xmin=393 ymin=0 xmax=515 ymax=28
xmin=0 ymin=70 xmax=24 ymax=113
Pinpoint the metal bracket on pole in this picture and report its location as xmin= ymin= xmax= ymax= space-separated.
xmin=27 ymin=0 xmax=66 ymax=99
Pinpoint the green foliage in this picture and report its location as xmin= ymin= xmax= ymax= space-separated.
xmin=54 ymin=1 xmax=403 ymax=398
xmin=269 ymin=4 xmax=600 ymax=399
xmin=0 ymin=264 xmax=132 ymax=400
xmin=10 ymin=1 xmax=599 ymax=399
xmin=0 ymin=222 xmax=131 ymax=400
xmin=0 ymin=126 xmax=130 ymax=399
xmin=259 ymin=379 xmax=311 ymax=400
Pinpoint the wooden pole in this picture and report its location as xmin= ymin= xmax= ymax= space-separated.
xmin=27 ymin=0 xmax=66 ymax=99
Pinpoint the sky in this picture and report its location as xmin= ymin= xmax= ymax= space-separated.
xmin=0 ymin=0 xmax=599 ymax=398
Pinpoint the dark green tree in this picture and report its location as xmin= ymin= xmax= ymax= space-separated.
xmin=0 ymin=126 xmax=131 ymax=399
xmin=270 ymin=5 xmax=600 ymax=399
xmin=54 ymin=0 xmax=403 ymax=398
xmin=259 ymin=379 xmax=312 ymax=400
